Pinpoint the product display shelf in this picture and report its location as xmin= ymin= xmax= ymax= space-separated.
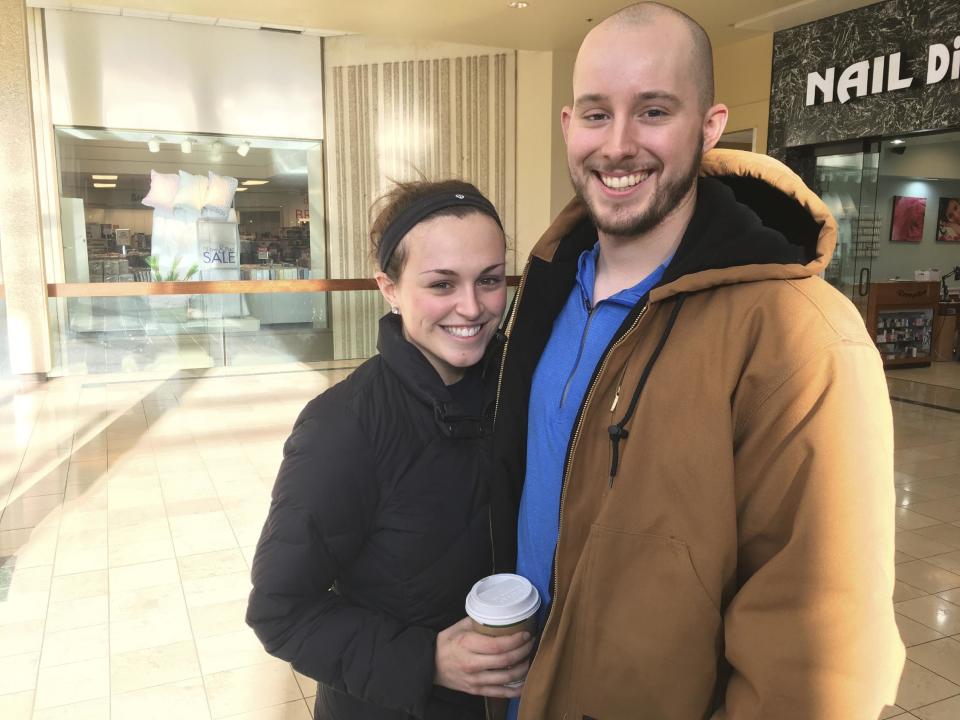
xmin=866 ymin=281 xmax=939 ymax=368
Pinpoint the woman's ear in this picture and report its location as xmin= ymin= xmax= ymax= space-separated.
xmin=375 ymin=271 xmax=399 ymax=312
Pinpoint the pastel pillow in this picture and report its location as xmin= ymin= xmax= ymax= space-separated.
xmin=202 ymin=172 xmax=239 ymax=219
xmin=141 ymin=170 xmax=180 ymax=212
xmin=172 ymin=171 xmax=209 ymax=214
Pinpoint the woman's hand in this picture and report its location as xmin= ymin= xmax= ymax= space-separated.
xmin=434 ymin=617 xmax=535 ymax=698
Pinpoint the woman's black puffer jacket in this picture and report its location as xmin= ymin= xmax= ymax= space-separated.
xmin=247 ymin=313 xmax=504 ymax=720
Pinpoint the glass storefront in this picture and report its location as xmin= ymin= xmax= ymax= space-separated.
xmin=46 ymin=127 xmax=353 ymax=376
xmin=54 ymin=127 xmax=324 ymax=286
xmin=47 ymin=289 xmax=382 ymax=375
xmin=814 ymin=129 xmax=960 ymax=309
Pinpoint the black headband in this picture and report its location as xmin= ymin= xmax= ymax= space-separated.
xmin=377 ymin=190 xmax=503 ymax=271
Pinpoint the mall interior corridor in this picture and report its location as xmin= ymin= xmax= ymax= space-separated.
xmin=0 ymin=366 xmax=957 ymax=718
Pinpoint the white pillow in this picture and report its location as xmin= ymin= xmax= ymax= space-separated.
xmin=173 ymin=171 xmax=209 ymax=215
xmin=141 ymin=170 xmax=180 ymax=212
xmin=202 ymin=172 xmax=239 ymax=219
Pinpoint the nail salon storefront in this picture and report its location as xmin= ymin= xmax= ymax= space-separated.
xmin=768 ymin=0 xmax=960 ymax=366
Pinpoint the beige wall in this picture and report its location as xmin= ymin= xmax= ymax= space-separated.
xmin=515 ymin=49 xmax=575 ymax=263
xmin=44 ymin=9 xmax=326 ymax=140
xmin=713 ymin=34 xmax=773 ymax=154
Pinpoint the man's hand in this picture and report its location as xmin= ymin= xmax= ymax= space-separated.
xmin=434 ymin=617 xmax=534 ymax=697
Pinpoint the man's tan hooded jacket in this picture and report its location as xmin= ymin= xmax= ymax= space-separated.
xmin=489 ymin=150 xmax=904 ymax=719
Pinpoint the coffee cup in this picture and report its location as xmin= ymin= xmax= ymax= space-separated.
xmin=465 ymin=573 xmax=540 ymax=687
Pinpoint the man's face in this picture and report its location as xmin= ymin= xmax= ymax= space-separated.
xmin=562 ymin=21 xmax=715 ymax=238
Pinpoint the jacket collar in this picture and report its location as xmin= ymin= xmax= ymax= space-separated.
xmin=527 ymin=149 xmax=836 ymax=303
xmin=376 ymin=313 xmax=495 ymax=439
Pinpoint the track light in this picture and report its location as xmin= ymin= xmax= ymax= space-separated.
xmin=147 ymin=137 xmax=160 ymax=153
xmin=181 ymin=139 xmax=193 ymax=154
xmin=237 ymin=141 xmax=250 ymax=157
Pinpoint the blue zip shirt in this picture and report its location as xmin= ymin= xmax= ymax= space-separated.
xmin=507 ymin=244 xmax=668 ymax=720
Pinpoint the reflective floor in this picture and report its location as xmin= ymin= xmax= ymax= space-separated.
xmin=0 ymin=362 xmax=959 ymax=718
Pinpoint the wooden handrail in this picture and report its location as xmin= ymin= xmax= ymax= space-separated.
xmin=47 ymin=276 xmax=520 ymax=297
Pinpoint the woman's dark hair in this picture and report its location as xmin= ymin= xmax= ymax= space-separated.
xmin=369 ymin=178 xmax=501 ymax=281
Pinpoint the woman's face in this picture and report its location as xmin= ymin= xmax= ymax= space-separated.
xmin=947 ymin=199 xmax=960 ymax=225
xmin=376 ymin=212 xmax=507 ymax=385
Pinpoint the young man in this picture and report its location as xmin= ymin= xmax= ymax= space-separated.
xmin=492 ymin=3 xmax=904 ymax=718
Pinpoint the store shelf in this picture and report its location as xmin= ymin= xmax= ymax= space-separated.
xmin=867 ymin=281 xmax=939 ymax=369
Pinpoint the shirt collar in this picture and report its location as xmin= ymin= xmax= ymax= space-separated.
xmin=576 ymin=242 xmax=673 ymax=308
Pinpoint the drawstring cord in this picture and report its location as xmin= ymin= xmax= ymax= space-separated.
xmin=608 ymin=294 xmax=688 ymax=486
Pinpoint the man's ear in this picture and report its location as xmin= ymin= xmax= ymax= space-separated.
xmin=375 ymin=271 xmax=398 ymax=311
xmin=701 ymin=103 xmax=729 ymax=153
xmin=561 ymin=106 xmax=573 ymax=143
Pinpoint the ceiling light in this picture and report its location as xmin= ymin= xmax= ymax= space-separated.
xmin=147 ymin=137 xmax=161 ymax=153
xmin=509 ymin=1 xmax=529 ymax=7
xmin=241 ymin=179 xmax=269 ymax=186
xmin=181 ymin=139 xmax=193 ymax=153
xmin=890 ymin=139 xmax=905 ymax=145
xmin=237 ymin=141 xmax=250 ymax=157
xmin=235 ymin=187 xmax=248 ymax=192
xmin=91 ymin=174 xmax=117 ymax=180
xmin=93 ymin=183 xmax=116 ymax=188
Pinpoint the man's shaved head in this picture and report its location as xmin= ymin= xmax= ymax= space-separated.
xmin=588 ymin=2 xmax=715 ymax=111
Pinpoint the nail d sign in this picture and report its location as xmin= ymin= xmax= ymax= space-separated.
xmin=805 ymin=36 xmax=960 ymax=106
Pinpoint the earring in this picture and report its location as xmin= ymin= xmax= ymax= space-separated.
xmin=391 ymin=306 xmax=400 ymax=315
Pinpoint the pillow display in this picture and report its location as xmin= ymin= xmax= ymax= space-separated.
xmin=141 ymin=170 xmax=180 ymax=212
xmin=202 ymin=171 xmax=239 ymax=219
xmin=172 ymin=171 xmax=209 ymax=215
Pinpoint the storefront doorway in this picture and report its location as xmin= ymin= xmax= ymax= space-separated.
xmin=814 ymin=142 xmax=881 ymax=316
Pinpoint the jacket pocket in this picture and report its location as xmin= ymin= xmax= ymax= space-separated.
xmin=570 ymin=525 xmax=722 ymax=720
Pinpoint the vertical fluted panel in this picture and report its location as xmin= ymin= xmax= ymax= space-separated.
xmin=326 ymin=50 xmax=516 ymax=360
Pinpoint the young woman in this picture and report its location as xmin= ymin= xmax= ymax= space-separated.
xmin=247 ymin=180 xmax=531 ymax=719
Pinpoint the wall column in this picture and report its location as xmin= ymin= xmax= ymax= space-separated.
xmin=0 ymin=1 xmax=51 ymax=379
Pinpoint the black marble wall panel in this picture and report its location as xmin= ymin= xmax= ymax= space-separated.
xmin=768 ymin=0 xmax=960 ymax=167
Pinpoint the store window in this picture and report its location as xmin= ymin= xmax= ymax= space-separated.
xmin=47 ymin=127 xmax=344 ymax=375
xmin=53 ymin=127 xmax=324 ymax=284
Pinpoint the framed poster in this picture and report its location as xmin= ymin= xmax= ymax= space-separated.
xmin=936 ymin=197 xmax=960 ymax=243
xmin=115 ymin=228 xmax=131 ymax=245
xmin=890 ymin=195 xmax=926 ymax=243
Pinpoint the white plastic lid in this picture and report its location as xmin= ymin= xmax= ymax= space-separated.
xmin=465 ymin=573 xmax=540 ymax=626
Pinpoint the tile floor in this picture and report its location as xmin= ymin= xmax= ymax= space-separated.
xmin=1 ymin=361 xmax=960 ymax=718
xmin=0 ymin=365 xmax=358 ymax=719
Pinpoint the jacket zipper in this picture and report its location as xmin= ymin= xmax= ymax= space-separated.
xmin=493 ymin=258 xmax=532 ymax=424
xmin=484 ymin=261 xmax=532 ymax=720
xmin=609 ymin=344 xmax=640 ymax=413
xmin=487 ymin=258 xmax=532 ymax=577
xmin=551 ymin=304 xmax=648 ymax=606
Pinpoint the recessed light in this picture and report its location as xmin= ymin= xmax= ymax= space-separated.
xmin=509 ymin=1 xmax=529 ymax=7
xmin=147 ymin=137 xmax=161 ymax=153
xmin=92 ymin=174 xmax=117 ymax=180
xmin=181 ymin=139 xmax=193 ymax=153
xmin=241 ymin=179 xmax=269 ymax=186
xmin=93 ymin=183 xmax=116 ymax=188
xmin=237 ymin=141 xmax=251 ymax=157
xmin=235 ymin=187 xmax=248 ymax=192
xmin=890 ymin=139 xmax=905 ymax=145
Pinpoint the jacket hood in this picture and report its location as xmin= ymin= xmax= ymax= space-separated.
xmin=530 ymin=149 xmax=837 ymax=303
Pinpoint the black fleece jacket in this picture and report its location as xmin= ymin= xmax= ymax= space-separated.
xmin=247 ymin=314 xmax=505 ymax=720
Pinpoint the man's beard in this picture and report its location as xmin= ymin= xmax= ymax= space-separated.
xmin=573 ymin=143 xmax=702 ymax=238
